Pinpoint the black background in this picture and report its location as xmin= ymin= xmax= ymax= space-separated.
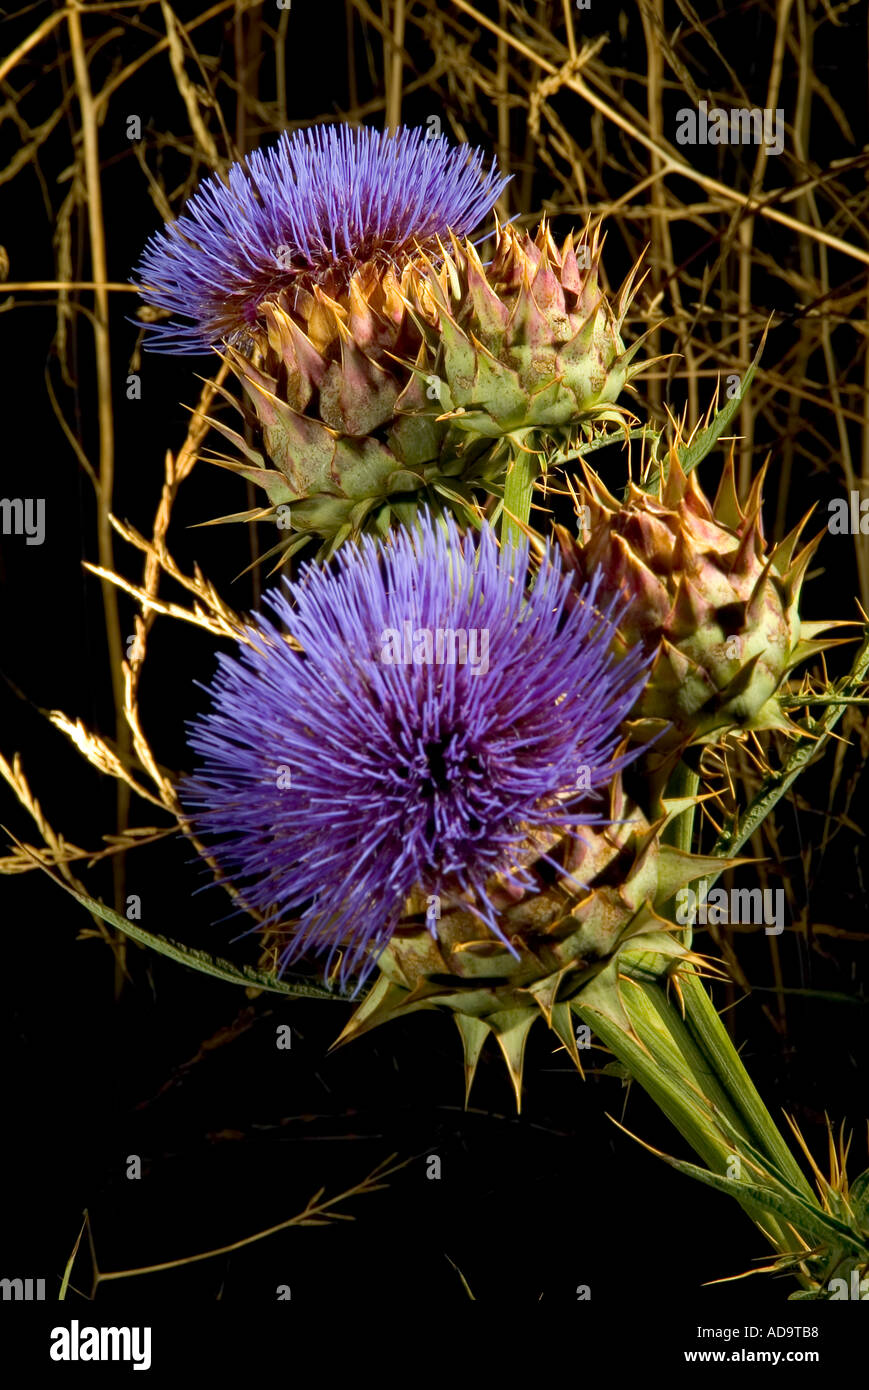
xmin=1 ymin=0 xmax=867 ymax=1352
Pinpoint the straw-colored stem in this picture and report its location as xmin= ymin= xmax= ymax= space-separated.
xmin=450 ymin=0 xmax=869 ymax=268
xmin=496 ymin=0 xmax=511 ymax=222
xmin=385 ymin=0 xmax=405 ymax=132
xmin=66 ymin=0 xmax=130 ymax=970
xmin=0 ymin=7 xmax=66 ymax=84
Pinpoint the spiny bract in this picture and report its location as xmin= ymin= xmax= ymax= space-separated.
xmin=407 ymin=219 xmax=652 ymax=448
xmin=556 ymin=447 xmax=843 ymax=754
xmin=211 ymin=260 xmax=510 ymax=563
xmin=337 ymin=776 xmax=729 ymax=1108
xmin=218 ymin=218 xmax=652 ymax=562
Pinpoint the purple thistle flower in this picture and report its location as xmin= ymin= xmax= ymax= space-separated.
xmin=134 ymin=124 xmax=508 ymax=353
xmin=182 ymin=515 xmax=650 ymax=991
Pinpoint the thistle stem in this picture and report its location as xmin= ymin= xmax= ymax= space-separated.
xmin=501 ymin=441 xmax=539 ymax=548
xmin=661 ymin=757 xmax=700 ymax=853
xmin=574 ymin=961 xmax=820 ymax=1277
xmin=574 ymin=975 xmax=808 ymax=1272
xmin=660 ymin=756 xmax=700 ymax=950
xmin=676 ymin=969 xmax=815 ymax=1201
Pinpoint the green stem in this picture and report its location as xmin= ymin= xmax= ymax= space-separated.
xmin=501 ymin=440 xmax=539 ymax=548
xmin=574 ymin=977 xmax=796 ymax=1256
xmin=572 ymin=637 xmax=869 ymax=1284
xmin=574 ymin=971 xmax=812 ymax=1267
xmin=549 ymin=426 xmax=661 ymax=468
xmin=660 ymin=757 xmax=700 ymax=949
xmin=661 ymin=757 xmax=700 ymax=853
xmin=677 ymin=969 xmax=815 ymax=1201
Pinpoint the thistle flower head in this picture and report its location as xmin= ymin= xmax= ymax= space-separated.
xmin=182 ymin=516 xmax=649 ymax=990
xmin=135 ymin=124 xmax=508 ymax=352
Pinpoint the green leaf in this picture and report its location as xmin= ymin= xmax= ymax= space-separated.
xmin=850 ymin=1167 xmax=869 ymax=1225
xmin=13 ymin=837 xmax=354 ymax=1002
xmin=678 ymin=971 xmax=817 ymax=1201
xmin=549 ymin=425 xmax=661 ymax=469
xmin=574 ymin=973 xmax=751 ymax=1180
xmin=649 ymin=1151 xmax=869 ymax=1261
xmin=59 ymin=1213 xmax=88 ymax=1301
xmin=709 ymin=628 xmax=869 ymax=865
xmin=641 ymin=324 xmax=770 ymax=493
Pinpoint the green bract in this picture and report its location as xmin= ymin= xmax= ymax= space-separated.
xmin=336 ymin=777 xmax=734 ymax=1108
xmin=210 ymin=220 xmax=650 ymax=563
xmin=210 ymin=260 xmax=506 ymax=563
xmin=408 ymin=220 xmax=651 ymax=446
xmin=557 ymin=449 xmax=843 ymax=753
